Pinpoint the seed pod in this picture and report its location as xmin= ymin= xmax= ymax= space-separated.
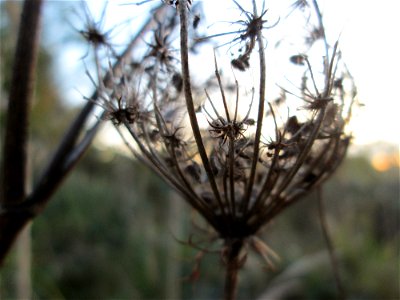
xmin=289 ymin=54 xmax=305 ymax=65
xmin=286 ymin=116 xmax=301 ymax=134
xmin=193 ymin=14 xmax=200 ymax=29
xmin=231 ymin=55 xmax=250 ymax=71
xmin=172 ymin=72 xmax=183 ymax=92
xmin=185 ymin=162 xmax=202 ymax=183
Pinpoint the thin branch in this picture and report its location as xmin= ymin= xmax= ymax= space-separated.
xmin=242 ymin=0 xmax=266 ymax=213
xmin=0 ymin=3 xmax=168 ymax=266
xmin=246 ymin=103 xmax=281 ymax=219
xmin=312 ymin=0 xmax=329 ymax=63
xmin=214 ymin=54 xmax=231 ymax=123
xmin=228 ymin=134 xmax=236 ymax=217
xmin=178 ymin=0 xmax=228 ymax=223
xmin=25 ymin=4 xmax=168 ymax=214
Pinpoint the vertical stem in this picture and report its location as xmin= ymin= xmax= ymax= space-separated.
xmin=317 ymin=187 xmax=346 ymax=300
xmin=228 ymin=137 xmax=236 ymax=217
xmin=312 ymin=0 xmax=329 ymax=59
xmin=2 ymin=0 xmax=43 ymax=203
xmin=178 ymin=0 xmax=227 ymax=221
xmin=0 ymin=0 xmax=43 ymax=267
xmin=243 ymin=0 xmax=266 ymax=212
xmin=224 ymin=239 xmax=243 ymax=300
xmin=214 ymin=55 xmax=231 ymax=123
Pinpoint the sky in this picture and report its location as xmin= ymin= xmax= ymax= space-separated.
xmin=39 ymin=0 xmax=400 ymax=148
xmin=330 ymin=0 xmax=400 ymax=146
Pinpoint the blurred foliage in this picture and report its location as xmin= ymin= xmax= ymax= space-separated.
xmin=1 ymin=148 xmax=398 ymax=299
xmin=30 ymin=151 xmax=174 ymax=299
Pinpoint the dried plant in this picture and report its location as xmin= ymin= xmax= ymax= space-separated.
xmin=1 ymin=0 xmax=357 ymax=299
xmin=79 ymin=0 xmax=357 ymax=298
xmin=0 ymin=2 xmax=171 ymax=264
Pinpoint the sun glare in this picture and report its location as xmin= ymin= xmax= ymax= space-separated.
xmin=371 ymin=152 xmax=400 ymax=172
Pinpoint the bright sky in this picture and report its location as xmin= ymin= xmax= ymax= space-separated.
xmin=43 ymin=0 xmax=400 ymax=147
xmin=329 ymin=0 xmax=400 ymax=146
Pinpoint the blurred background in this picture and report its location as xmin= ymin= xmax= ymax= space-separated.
xmin=1 ymin=1 xmax=399 ymax=299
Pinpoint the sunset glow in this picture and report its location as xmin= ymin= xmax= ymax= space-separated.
xmin=371 ymin=152 xmax=400 ymax=172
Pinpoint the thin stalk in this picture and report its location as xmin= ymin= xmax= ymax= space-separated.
xmin=153 ymin=105 xmax=211 ymax=213
xmin=228 ymin=137 xmax=236 ymax=217
xmin=0 ymin=4 xmax=168 ymax=266
xmin=178 ymin=0 xmax=228 ymax=222
xmin=242 ymin=0 xmax=266 ymax=214
xmin=150 ymin=63 xmax=208 ymax=211
xmin=246 ymin=103 xmax=281 ymax=219
xmin=255 ymin=43 xmax=340 ymax=224
xmin=317 ymin=187 xmax=346 ymax=300
xmin=214 ymin=55 xmax=231 ymax=123
xmin=248 ymin=105 xmax=327 ymax=233
xmin=26 ymin=4 xmax=169 ymax=211
xmin=122 ymin=122 xmax=219 ymax=230
xmin=263 ymin=42 xmax=338 ymax=212
xmin=312 ymin=0 xmax=329 ymax=67
xmin=229 ymin=80 xmax=241 ymax=217
xmin=223 ymin=239 xmax=244 ymax=300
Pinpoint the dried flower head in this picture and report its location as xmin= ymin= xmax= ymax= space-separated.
xmin=85 ymin=0 xmax=357 ymax=298
xmin=74 ymin=3 xmax=115 ymax=55
xmin=102 ymin=96 xmax=140 ymax=126
xmin=145 ymin=21 xmax=177 ymax=71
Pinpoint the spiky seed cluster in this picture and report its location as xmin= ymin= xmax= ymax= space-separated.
xmin=88 ymin=0 xmax=356 ymax=274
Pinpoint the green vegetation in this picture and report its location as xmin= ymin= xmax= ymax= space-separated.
xmin=1 ymin=149 xmax=398 ymax=299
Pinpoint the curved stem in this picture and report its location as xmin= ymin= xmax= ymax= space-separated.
xmin=178 ymin=0 xmax=227 ymax=221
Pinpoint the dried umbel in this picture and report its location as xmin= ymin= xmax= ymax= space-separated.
xmin=86 ymin=0 xmax=356 ymax=298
